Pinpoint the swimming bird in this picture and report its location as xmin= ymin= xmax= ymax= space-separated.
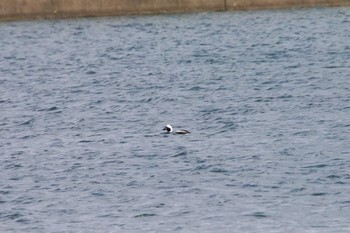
xmin=163 ymin=124 xmax=191 ymax=135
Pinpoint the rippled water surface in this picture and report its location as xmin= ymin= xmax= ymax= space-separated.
xmin=1 ymin=7 xmax=350 ymax=232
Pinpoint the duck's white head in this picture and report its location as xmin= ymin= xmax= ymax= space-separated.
xmin=163 ymin=124 xmax=173 ymax=133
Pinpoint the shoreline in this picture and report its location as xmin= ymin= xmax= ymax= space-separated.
xmin=1 ymin=0 xmax=350 ymax=21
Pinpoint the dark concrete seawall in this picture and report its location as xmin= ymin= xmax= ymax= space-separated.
xmin=1 ymin=0 xmax=350 ymax=21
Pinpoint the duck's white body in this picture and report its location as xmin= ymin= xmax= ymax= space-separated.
xmin=163 ymin=124 xmax=190 ymax=135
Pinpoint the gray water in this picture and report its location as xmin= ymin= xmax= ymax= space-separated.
xmin=1 ymin=7 xmax=350 ymax=233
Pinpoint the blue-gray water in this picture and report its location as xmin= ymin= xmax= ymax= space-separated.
xmin=1 ymin=7 xmax=350 ymax=233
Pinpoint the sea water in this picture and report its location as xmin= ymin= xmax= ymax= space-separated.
xmin=1 ymin=7 xmax=350 ymax=232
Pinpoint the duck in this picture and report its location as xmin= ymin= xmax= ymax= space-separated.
xmin=163 ymin=124 xmax=191 ymax=135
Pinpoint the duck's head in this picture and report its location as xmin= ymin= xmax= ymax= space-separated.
xmin=163 ymin=124 xmax=173 ymax=133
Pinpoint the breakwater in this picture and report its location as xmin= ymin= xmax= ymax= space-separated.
xmin=0 ymin=0 xmax=349 ymax=21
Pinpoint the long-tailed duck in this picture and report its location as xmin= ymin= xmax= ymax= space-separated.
xmin=163 ymin=124 xmax=190 ymax=135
